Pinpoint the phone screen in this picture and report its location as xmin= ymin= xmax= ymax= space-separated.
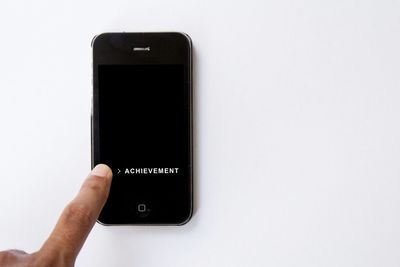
xmin=96 ymin=64 xmax=191 ymax=223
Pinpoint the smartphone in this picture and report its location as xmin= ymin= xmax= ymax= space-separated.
xmin=91 ymin=32 xmax=193 ymax=225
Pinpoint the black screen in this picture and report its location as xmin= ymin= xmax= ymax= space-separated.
xmin=96 ymin=64 xmax=191 ymax=224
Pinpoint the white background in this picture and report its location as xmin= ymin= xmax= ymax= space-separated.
xmin=1 ymin=0 xmax=400 ymax=266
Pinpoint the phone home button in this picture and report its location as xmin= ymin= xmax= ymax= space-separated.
xmin=137 ymin=203 xmax=150 ymax=218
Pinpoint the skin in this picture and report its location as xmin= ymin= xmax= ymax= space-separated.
xmin=0 ymin=164 xmax=113 ymax=267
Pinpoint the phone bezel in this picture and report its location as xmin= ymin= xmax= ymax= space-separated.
xmin=91 ymin=32 xmax=193 ymax=226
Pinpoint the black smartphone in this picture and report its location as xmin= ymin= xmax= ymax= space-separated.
xmin=91 ymin=32 xmax=193 ymax=225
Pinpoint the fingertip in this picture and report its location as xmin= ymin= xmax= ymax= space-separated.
xmin=91 ymin=164 xmax=113 ymax=180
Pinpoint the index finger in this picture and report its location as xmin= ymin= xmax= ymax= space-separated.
xmin=39 ymin=164 xmax=112 ymax=263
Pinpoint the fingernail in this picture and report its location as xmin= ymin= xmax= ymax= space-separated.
xmin=91 ymin=164 xmax=112 ymax=178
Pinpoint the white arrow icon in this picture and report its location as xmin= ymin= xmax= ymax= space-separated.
xmin=117 ymin=168 xmax=121 ymax=174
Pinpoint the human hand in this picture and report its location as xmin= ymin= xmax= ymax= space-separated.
xmin=0 ymin=164 xmax=113 ymax=267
